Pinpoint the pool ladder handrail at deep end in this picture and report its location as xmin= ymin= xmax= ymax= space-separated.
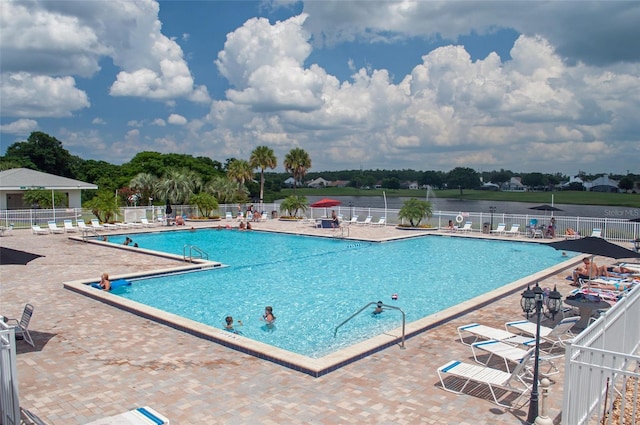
xmin=183 ymin=244 xmax=209 ymax=262
xmin=333 ymin=301 xmax=406 ymax=349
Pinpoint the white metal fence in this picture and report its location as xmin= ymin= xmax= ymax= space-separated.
xmin=562 ymin=286 xmax=640 ymax=425
xmin=1 ymin=205 xmax=639 ymax=244
xmin=0 ymin=322 xmax=20 ymax=425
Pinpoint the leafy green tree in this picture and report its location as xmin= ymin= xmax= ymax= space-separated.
xmin=522 ymin=172 xmax=547 ymax=188
xmin=250 ymin=145 xmax=277 ymax=204
xmin=279 ymin=195 xmax=308 ymax=217
xmin=619 ymin=176 xmax=635 ymax=192
xmin=189 ymin=193 xmax=219 ymax=218
xmin=83 ymin=190 xmax=119 ymax=222
xmin=381 ymin=177 xmax=400 ymax=189
xmin=4 ymin=131 xmax=74 ymax=177
xmin=420 ymin=171 xmax=444 ymax=189
xmin=398 ymin=198 xmax=433 ymax=227
xmin=227 ymin=159 xmax=253 ymax=194
xmin=447 ymin=167 xmax=480 ymax=192
xmin=284 ymin=148 xmax=312 ymax=194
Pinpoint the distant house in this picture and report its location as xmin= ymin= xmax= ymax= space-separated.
xmin=283 ymin=177 xmax=300 ymax=188
xmin=400 ymin=181 xmax=419 ymax=190
xmin=586 ymin=175 xmax=619 ymax=193
xmin=307 ymin=177 xmax=331 ymax=188
xmin=562 ymin=176 xmax=585 ymax=190
xmin=502 ymin=177 xmax=526 ymax=191
xmin=481 ymin=182 xmax=500 ymax=191
xmin=0 ymin=168 xmax=97 ymax=210
xmin=329 ymin=180 xmax=350 ymax=188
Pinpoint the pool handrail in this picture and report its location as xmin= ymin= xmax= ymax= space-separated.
xmin=334 ymin=301 xmax=406 ymax=349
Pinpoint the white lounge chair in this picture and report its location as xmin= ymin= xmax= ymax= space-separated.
xmin=437 ymin=350 xmax=532 ymax=408
xmin=344 ymin=216 xmax=359 ymax=226
xmin=77 ymin=220 xmax=89 ymax=230
xmin=84 ymin=406 xmax=169 ymax=425
xmin=225 ymin=212 xmax=233 ymax=221
xmin=63 ymin=219 xmax=78 ymax=233
xmin=457 ymin=323 xmax=535 ymax=347
xmin=31 ymin=225 xmax=49 ymax=235
xmin=490 ymin=223 xmax=506 ymax=235
xmin=357 ymin=216 xmax=373 ymax=225
xmin=90 ymin=219 xmax=105 ymax=230
xmin=504 ymin=224 xmax=520 ymax=237
xmin=47 ymin=221 xmax=65 ymax=234
xmin=471 ymin=339 xmax=559 ymax=375
xmin=505 ymin=316 xmax=578 ymax=352
xmin=260 ymin=212 xmax=268 ymax=221
xmin=4 ymin=303 xmax=35 ymax=347
xmin=140 ymin=218 xmax=160 ymax=227
xmin=459 ymin=221 xmax=473 ymax=232
xmin=0 ymin=224 xmax=14 ymax=236
xmin=102 ymin=222 xmax=118 ymax=231
xmin=371 ymin=217 xmax=386 ymax=226
xmin=591 ymin=228 xmax=602 ymax=237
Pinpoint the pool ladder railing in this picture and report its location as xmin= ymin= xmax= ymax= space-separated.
xmin=183 ymin=244 xmax=209 ymax=262
xmin=333 ymin=301 xmax=406 ymax=349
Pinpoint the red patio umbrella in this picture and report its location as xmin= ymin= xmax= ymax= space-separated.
xmin=310 ymin=198 xmax=341 ymax=208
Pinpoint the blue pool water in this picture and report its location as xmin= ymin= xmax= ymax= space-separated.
xmin=104 ymin=230 xmax=570 ymax=358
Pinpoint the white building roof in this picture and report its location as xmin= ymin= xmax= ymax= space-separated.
xmin=0 ymin=168 xmax=97 ymax=190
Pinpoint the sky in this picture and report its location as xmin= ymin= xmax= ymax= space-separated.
xmin=1 ymin=0 xmax=639 ymax=176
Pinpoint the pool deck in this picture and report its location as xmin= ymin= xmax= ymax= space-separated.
xmin=0 ymin=219 xmax=611 ymax=424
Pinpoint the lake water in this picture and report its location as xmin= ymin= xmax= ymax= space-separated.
xmin=301 ymin=195 xmax=640 ymax=219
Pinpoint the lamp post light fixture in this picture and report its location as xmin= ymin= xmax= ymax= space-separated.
xmin=520 ymin=283 xmax=561 ymax=424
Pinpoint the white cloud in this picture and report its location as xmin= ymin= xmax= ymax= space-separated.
xmin=0 ymin=0 xmax=208 ymax=109
xmin=92 ymin=118 xmax=106 ymax=125
xmin=207 ymin=13 xmax=640 ymax=173
xmin=0 ymin=73 xmax=90 ymax=117
xmin=0 ymin=119 xmax=38 ymax=134
xmin=152 ymin=118 xmax=166 ymax=126
xmin=167 ymin=114 xmax=187 ymax=125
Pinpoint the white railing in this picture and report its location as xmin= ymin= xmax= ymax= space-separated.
xmin=0 ymin=322 xmax=20 ymax=425
xmin=562 ymin=286 xmax=640 ymax=425
xmin=1 ymin=205 xmax=638 ymax=244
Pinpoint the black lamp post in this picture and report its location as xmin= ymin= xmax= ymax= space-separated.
xmin=489 ymin=206 xmax=496 ymax=230
xmin=520 ymin=283 xmax=561 ymax=424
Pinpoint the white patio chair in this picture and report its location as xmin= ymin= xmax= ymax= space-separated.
xmin=5 ymin=303 xmax=35 ymax=347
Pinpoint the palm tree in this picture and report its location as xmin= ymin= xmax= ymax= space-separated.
xmin=156 ymin=168 xmax=197 ymax=205
xmin=398 ymin=198 xmax=433 ymax=227
xmin=284 ymin=147 xmax=312 ymax=194
xmin=250 ymin=145 xmax=277 ymax=204
xmin=227 ymin=159 xmax=253 ymax=199
xmin=129 ymin=172 xmax=159 ymax=205
xmin=206 ymin=176 xmax=239 ymax=204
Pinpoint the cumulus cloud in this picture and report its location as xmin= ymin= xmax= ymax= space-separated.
xmin=301 ymin=1 xmax=640 ymax=66
xmin=0 ymin=119 xmax=38 ymax=135
xmin=152 ymin=118 xmax=166 ymax=126
xmin=0 ymin=0 xmax=207 ymax=119
xmin=92 ymin=118 xmax=106 ymax=125
xmin=167 ymin=114 xmax=187 ymax=125
xmin=205 ymin=13 xmax=640 ymax=173
xmin=0 ymin=73 xmax=90 ymax=117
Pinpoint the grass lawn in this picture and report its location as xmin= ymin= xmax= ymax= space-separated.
xmin=279 ymin=188 xmax=640 ymax=207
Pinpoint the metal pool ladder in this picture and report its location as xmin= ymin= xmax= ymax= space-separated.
xmin=183 ymin=244 xmax=209 ymax=262
xmin=334 ymin=301 xmax=406 ymax=349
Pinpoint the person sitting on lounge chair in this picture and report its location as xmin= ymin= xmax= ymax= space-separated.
xmin=572 ymin=258 xmax=600 ymax=285
xmin=446 ymin=220 xmax=456 ymax=232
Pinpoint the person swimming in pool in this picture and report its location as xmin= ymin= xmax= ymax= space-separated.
xmin=99 ymin=272 xmax=111 ymax=291
xmin=224 ymin=316 xmax=243 ymax=333
xmin=261 ymin=306 xmax=275 ymax=325
xmin=372 ymin=301 xmax=384 ymax=315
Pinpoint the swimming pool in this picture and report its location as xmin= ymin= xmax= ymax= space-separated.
xmin=96 ymin=230 xmax=571 ymax=360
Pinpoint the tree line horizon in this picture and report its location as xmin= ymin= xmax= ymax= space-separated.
xmin=1 ymin=132 xmax=637 ymax=210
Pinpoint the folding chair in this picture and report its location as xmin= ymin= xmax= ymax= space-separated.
xmin=5 ymin=303 xmax=35 ymax=347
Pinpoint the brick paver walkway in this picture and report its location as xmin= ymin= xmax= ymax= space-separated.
xmin=1 ymin=220 xmax=588 ymax=424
